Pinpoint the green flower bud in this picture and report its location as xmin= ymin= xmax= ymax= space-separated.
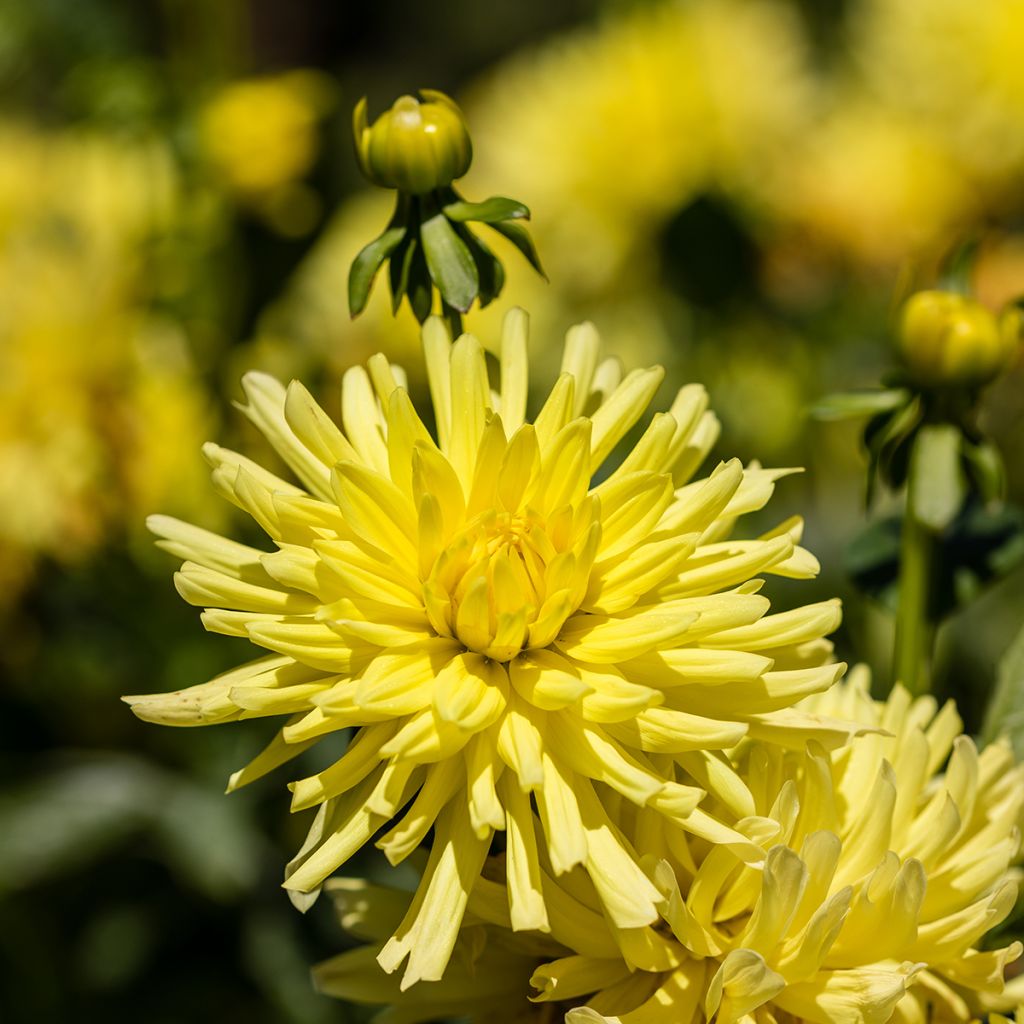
xmin=898 ymin=289 xmax=1017 ymax=389
xmin=353 ymin=90 xmax=472 ymax=195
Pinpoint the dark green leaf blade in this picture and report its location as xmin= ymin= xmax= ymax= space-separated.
xmin=443 ymin=195 xmax=530 ymax=223
xmin=349 ymin=225 xmax=406 ymax=317
xmin=406 ymin=242 xmax=433 ymax=323
xmin=420 ymin=212 xmax=479 ymax=312
xmin=389 ymin=234 xmax=418 ymax=315
xmin=963 ymin=439 xmax=1007 ymax=504
xmin=454 ymin=223 xmax=505 ymax=308
xmin=488 ymin=219 xmax=547 ymax=279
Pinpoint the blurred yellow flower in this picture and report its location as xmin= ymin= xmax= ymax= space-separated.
xmin=0 ymin=121 xmax=218 ymax=605
xmin=466 ymin=0 xmax=811 ymax=295
xmin=524 ymin=669 xmax=1022 ymax=1024
xmin=199 ymin=71 xmax=331 ymax=196
xmin=853 ymin=0 xmax=1024 ymax=191
xmin=126 ymin=310 xmax=843 ymax=989
xmin=775 ymin=101 xmax=973 ymax=269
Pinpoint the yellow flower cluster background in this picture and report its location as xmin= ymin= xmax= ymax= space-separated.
xmin=1 ymin=0 xmax=1023 ymax=1021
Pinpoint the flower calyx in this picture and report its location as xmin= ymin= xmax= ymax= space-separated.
xmin=349 ymin=90 xmax=544 ymax=328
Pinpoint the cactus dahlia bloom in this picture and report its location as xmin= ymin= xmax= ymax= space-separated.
xmin=125 ymin=310 xmax=844 ymax=987
xmin=525 ymin=669 xmax=1023 ymax=1024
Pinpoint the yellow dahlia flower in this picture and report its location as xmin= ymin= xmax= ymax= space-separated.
xmin=526 ymin=668 xmax=1023 ymax=1024
xmin=126 ymin=311 xmax=842 ymax=987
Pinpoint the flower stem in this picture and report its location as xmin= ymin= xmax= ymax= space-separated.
xmin=443 ymin=303 xmax=463 ymax=339
xmin=893 ymin=454 xmax=936 ymax=696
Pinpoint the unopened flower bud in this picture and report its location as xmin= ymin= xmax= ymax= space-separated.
xmin=898 ymin=290 xmax=1017 ymax=389
xmin=353 ymin=90 xmax=472 ymax=195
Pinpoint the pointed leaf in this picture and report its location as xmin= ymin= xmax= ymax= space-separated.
xmin=811 ymin=388 xmax=910 ymax=421
xmin=864 ymin=396 xmax=922 ymax=501
xmin=444 ymin=195 xmax=530 ymax=223
xmin=489 ymin=219 xmax=547 ymax=279
xmin=455 ymin=223 xmax=505 ymax=308
xmin=407 ymin=241 xmax=433 ymax=323
xmin=389 ymin=234 xmax=418 ymax=315
xmin=962 ymin=439 xmax=1006 ymax=504
xmin=349 ymin=225 xmax=406 ymax=317
xmin=420 ymin=211 xmax=479 ymax=312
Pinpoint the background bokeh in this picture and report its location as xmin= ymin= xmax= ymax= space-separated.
xmin=1 ymin=0 xmax=1023 ymax=1020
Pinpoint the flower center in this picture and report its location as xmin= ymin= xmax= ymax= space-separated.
xmin=423 ymin=506 xmax=589 ymax=661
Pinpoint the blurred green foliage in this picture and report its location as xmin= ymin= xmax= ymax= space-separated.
xmin=1 ymin=0 xmax=1022 ymax=1020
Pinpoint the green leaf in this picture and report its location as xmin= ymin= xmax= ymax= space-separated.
xmin=348 ymin=225 xmax=406 ymax=317
xmin=962 ymin=439 xmax=1006 ymax=504
xmin=810 ymin=388 xmax=910 ymax=421
xmin=980 ymin=620 xmax=1024 ymax=757
xmin=389 ymin=234 xmax=417 ymax=315
xmin=909 ymin=424 xmax=966 ymax=532
xmin=420 ymin=211 xmax=479 ymax=312
xmin=443 ymin=195 xmax=530 ymax=223
xmin=406 ymin=241 xmax=433 ymax=323
xmin=455 ymin=223 xmax=505 ymax=308
xmin=863 ymin=396 xmax=922 ymax=501
xmin=488 ymin=219 xmax=547 ymax=278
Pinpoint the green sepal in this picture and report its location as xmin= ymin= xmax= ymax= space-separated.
xmin=962 ymin=438 xmax=1006 ymax=504
xmin=909 ymin=424 xmax=966 ymax=532
xmin=454 ymin=223 xmax=505 ymax=308
xmin=420 ymin=208 xmax=479 ymax=312
xmin=349 ymin=224 xmax=406 ymax=317
xmin=810 ymin=388 xmax=910 ymax=421
xmin=443 ymin=195 xmax=530 ymax=224
xmin=406 ymin=241 xmax=433 ymax=323
xmin=863 ymin=396 xmax=922 ymax=504
xmin=389 ymin=233 xmax=418 ymax=315
xmin=489 ymin=219 xmax=547 ymax=279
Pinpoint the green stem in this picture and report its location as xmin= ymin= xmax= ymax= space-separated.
xmin=893 ymin=462 xmax=937 ymax=696
xmin=442 ymin=303 xmax=463 ymax=339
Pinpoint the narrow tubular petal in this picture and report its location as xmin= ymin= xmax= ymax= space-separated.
xmin=376 ymin=798 xmax=491 ymax=989
xmin=148 ymin=514 xmax=270 ymax=581
xmin=499 ymin=307 xmax=529 ymax=432
xmin=448 ymin=334 xmax=491 ymax=487
xmin=341 ymin=365 xmax=389 ymax=474
xmin=237 ymin=372 xmax=334 ymax=499
xmin=376 ymin=758 xmax=461 ymax=865
xmin=421 ymin=316 xmax=453 ymax=451
xmin=556 ymin=607 xmax=701 ymax=663
xmin=589 ymin=366 xmax=665 ymax=471
xmin=561 ymin=321 xmax=601 ymax=417
xmin=536 ymin=754 xmax=588 ymax=875
xmin=498 ymin=774 xmax=550 ymax=933
xmin=331 ymin=461 xmax=417 ymax=562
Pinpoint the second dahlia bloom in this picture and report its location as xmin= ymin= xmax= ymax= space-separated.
xmin=126 ymin=310 xmax=842 ymax=986
xmin=527 ymin=669 xmax=1023 ymax=1024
